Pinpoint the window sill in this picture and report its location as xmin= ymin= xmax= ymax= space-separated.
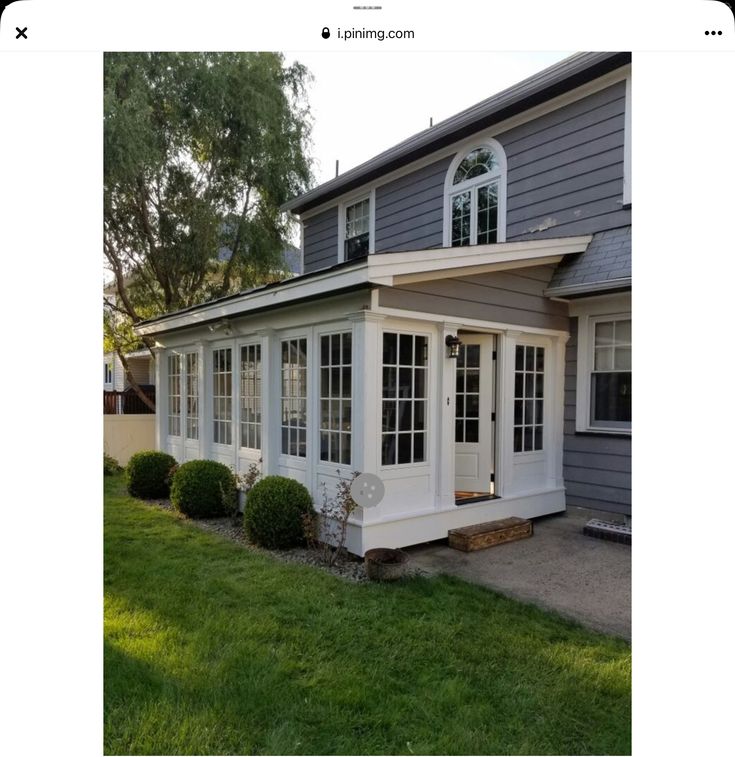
xmin=574 ymin=429 xmax=631 ymax=438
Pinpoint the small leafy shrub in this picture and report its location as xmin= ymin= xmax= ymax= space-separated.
xmin=170 ymin=460 xmax=237 ymax=518
xmin=126 ymin=450 xmax=177 ymax=499
xmin=104 ymin=453 xmax=122 ymax=476
xmin=244 ymin=475 xmax=314 ymax=549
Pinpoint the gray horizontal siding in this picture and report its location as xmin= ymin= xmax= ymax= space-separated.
xmin=378 ymin=265 xmax=568 ymax=331
xmin=501 ymin=81 xmax=630 ymax=240
xmin=563 ymin=317 xmax=631 ymax=516
xmin=375 ymin=157 xmax=452 ymax=252
xmin=303 ymin=207 xmax=338 ymax=273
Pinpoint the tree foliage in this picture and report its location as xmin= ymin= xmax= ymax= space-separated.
xmin=103 ymin=52 xmax=312 ymax=402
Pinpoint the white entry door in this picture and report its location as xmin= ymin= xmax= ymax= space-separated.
xmin=454 ymin=335 xmax=495 ymax=494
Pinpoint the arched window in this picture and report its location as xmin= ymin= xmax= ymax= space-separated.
xmin=444 ymin=139 xmax=506 ymax=247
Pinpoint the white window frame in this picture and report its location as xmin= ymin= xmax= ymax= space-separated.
xmin=623 ymin=73 xmax=631 ymax=206
xmin=318 ymin=329 xmax=353 ymax=467
xmin=443 ymin=137 xmax=507 ymax=247
xmin=212 ymin=345 xmax=234 ymax=447
xmin=280 ymin=335 xmax=308 ymax=459
xmin=379 ymin=327 xmax=431 ymax=469
xmin=337 ymin=188 xmax=376 ymax=263
xmin=167 ymin=353 xmax=182 ymax=438
xmin=575 ymin=305 xmax=632 ymax=435
xmin=184 ymin=351 xmax=199 ymax=441
xmin=104 ymin=360 xmax=113 ymax=388
xmin=239 ymin=341 xmax=262 ymax=452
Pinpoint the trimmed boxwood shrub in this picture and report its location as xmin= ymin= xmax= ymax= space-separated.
xmin=126 ymin=450 xmax=177 ymax=499
xmin=170 ymin=460 xmax=237 ymax=518
xmin=243 ymin=475 xmax=314 ymax=549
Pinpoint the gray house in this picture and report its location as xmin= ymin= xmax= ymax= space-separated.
xmin=137 ymin=51 xmax=631 ymax=554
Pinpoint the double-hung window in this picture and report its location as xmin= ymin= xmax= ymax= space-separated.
xmin=590 ymin=318 xmax=631 ymax=429
xmin=575 ymin=306 xmax=632 ymax=434
xmin=344 ymin=197 xmax=370 ymax=261
xmin=104 ymin=361 xmax=113 ymax=386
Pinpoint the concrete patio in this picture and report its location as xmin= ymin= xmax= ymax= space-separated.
xmin=406 ymin=507 xmax=631 ymax=640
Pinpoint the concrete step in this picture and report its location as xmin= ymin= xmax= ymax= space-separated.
xmin=448 ymin=516 xmax=533 ymax=552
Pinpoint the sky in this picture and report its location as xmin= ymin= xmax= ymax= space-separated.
xmin=285 ymin=51 xmax=573 ymax=187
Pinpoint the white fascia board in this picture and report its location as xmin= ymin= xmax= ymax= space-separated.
xmin=136 ymin=236 xmax=591 ymax=337
xmin=366 ymin=236 xmax=592 ymax=286
xmin=544 ymin=277 xmax=631 ymax=299
xmin=135 ymin=265 xmax=370 ymax=337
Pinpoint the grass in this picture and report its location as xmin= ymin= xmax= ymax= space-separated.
xmin=104 ymin=475 xmax=631 ymax=755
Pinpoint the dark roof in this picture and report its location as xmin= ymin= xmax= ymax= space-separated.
xmin=137 ymin=256 xmax=364 ymax=328
xmin=283 ymin=51 xmax=630 ymax=215
xmin=547 ymin=226 xmax=631 ymax=294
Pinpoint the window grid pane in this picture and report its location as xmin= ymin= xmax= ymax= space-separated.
xmin=185 ymin=352 xmax=199 ymax=440
xmin=345 ymin=198 xmax=370 ymax=260
xmin=281 ymin=338 xmax=307 ymax=457
xmin=455 ymin=344 xmax=480 ymax=443
xmin=167 ymin=354 xmax=181 ymax=437
xmin=591 ymin=319 xmax=632 ymax=425
xmin=513 ymin=345 xmax=544 ymax=453
xmin=240 ymin=344 xmax=261 ymax=450
xmin=319 ymin=332 xmax=353 ymax=464
xmin=381 ymin=332 xmax=428 ymax=465
xmin=212 ymin=348 xmax=232 ymax=445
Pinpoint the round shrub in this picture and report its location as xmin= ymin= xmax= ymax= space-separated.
xmin=243 ymin=476 xmax=314 ymax=549
xmin=170 ymin=459 xmax=237 ymax=518
xmin=126 ymin=450 xmax=177 ymax=499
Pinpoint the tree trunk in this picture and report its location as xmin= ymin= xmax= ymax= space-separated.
xmin=117 ymin=348 xmax=156 ymax=412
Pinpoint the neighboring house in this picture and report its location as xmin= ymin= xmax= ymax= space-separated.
xmin=135 ymin=51 xmax=632 ymax=554
xmin=103 ymin=348 xmax=155 ymax=392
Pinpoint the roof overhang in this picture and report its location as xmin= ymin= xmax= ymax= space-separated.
xmin=282 ymin=52 xmax=630 ymax=215
xmin=544 ymin=276 xmax=631 ymax=299
xmin=135 ymin=235 xmax=592 ymax=337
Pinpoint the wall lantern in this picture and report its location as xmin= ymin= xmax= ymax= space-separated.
xmin=445 ymin=334 xmax=463 ymax=358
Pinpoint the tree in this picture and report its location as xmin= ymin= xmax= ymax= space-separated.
xmin=104 ymin=52 xmax=312 ymax=406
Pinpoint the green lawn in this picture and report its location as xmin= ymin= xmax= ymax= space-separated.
xmin=104 ymin=475 xmax=631 ymax=755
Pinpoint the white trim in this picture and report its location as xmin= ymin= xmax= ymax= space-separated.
xmin=623 ymin=73 xmax=632 ymax=206
xmin=137 ymin=236 xmax=592 ymax=337
xmin=337 ymin=188 xmax=375 ymax=263
xmin=297 ymin=66 xmax=630 ymax=222
xmin=443 ymin=138 xmax=507 ymax=246
xmin=574 ymin=297 xmax=632 ymax=435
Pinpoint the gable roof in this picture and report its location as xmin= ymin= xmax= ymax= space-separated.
xmin=545 ymin=226 xmax=631 ymax=297
xmin=283 ymin=51 xmax=630 ymax=215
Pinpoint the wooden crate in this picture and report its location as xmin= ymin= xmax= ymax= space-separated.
xmin=448 ymin=517 xmax=532 ymax=552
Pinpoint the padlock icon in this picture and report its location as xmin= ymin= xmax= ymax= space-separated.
xmin=321 ymin=27 xmax=330 ymax=39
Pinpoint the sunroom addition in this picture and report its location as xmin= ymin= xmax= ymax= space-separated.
xmin=138 ymin=235 xmax=591 ymax=555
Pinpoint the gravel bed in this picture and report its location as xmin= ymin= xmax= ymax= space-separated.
xmin=144 ymin=498 xmax=428 ymax=583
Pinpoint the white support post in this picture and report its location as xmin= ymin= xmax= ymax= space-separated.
xmin=550 ymin=333 xmax=570 ymax=490
xmin=437 ymin=322 xmax=461 ymax=510
xmin=348 ymin=310 xmax=384 ymax=529
xmin=257 ymin=328 xmax=280 ymax=476
xmin=498 ymin=330 xmax=521 ymax=497
xmin=154 ymin=347 xmax=166 ymax=453
xmin=199 ymin=341 xmax=213 ymax=462
xmin=348 ymin=311 xmax=384 ymax=479
xmin=195 ymin=342 xmax=206 ymax=459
